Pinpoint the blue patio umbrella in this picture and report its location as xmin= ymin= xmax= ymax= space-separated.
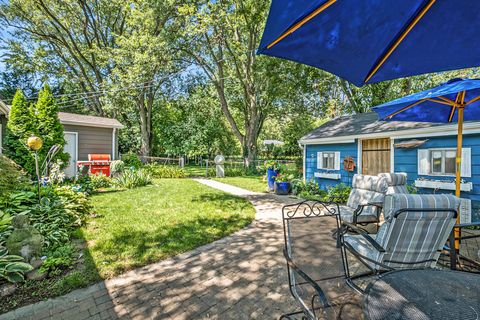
xmin=257 ymin=0 xmax=480 ymax=87
xmin=373 ymin=78 xmax=480 ymax=247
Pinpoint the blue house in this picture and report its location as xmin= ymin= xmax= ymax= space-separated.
xmin=299 ymin=112 xmax=480 ymax=222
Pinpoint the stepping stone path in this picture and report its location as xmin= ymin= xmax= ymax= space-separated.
xmin=1 ymin=179 xmax=361 ymax=320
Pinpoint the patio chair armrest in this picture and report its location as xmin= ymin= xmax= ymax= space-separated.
xmin=454 ymin=221 xmax=480 ymax=228
xmin=352 ymin=203 xmax=383 ymax=224
xmin=342 ymin=241 xmax=394 ymax=271
xmin=283 ymin=248 xmax=331 ymax=311
xmin=341 ymin=222 xmax=385 ymax=253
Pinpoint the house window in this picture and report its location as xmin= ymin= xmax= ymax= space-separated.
xmin=430 ymin=149 xmax=456 ymax=175
xmin=322 ymin=152 xmax=336 ymax=170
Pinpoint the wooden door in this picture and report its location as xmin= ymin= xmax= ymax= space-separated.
xmin=362 ymin=138 xmax=391 ymax=176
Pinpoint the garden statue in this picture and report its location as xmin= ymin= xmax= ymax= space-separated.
xmin=6 ymin=215 xmax=44 ymax=261
xmin=214 ymin=155 xmax=225 ymax=178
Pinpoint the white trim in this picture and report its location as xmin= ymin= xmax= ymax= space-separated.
xmin=357 ymin=139 xmax=362 ymax=174
xmin=414 ymin=179 xmax=473 ymax=192
xmin=303 ymin=145 xmax=306 ymax=182
xmin=64 ymin=131 xmax=78 ymax=177
xmin=112 ymin=128 xmax=116 ymax=160
xmin=0 ymin=122 xmax=2 ymax=155
xmin=61 ymin=120 xmax=124 ymax=129
xmin=314 ymin=172 xmax=341 ymax=180
xmin=299 ymin=122 xmax=480 ymax=145
xmin=301 ymin=138 xmax=355 ymax=145
xmin=390 ymin=138 xmax=395 ymax=173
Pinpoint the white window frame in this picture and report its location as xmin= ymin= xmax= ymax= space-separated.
xmin=317 ymin=151 xmax=341 ymax=171
xmin=429 ymin=148 xmax=456 ymax=176
xmin=322 ymin=151 xmax=336 ymax=170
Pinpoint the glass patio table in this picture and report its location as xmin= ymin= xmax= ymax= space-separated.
xmin=364 ymin=269 xmax=480 ymax=320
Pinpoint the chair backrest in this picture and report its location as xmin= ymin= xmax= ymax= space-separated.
xmin=374 ymin=193 xmax=459 ymax=269
xmin=378 ymin=172 xmax=408 ymax=195
xmin=346 ymin=174 xmax=388 ymax=215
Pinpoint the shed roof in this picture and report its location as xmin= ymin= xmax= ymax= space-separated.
xmin=300 ymin=112 xmax=480 ymax=144
xmin=0 ymin=100 xmax=123 ymax=129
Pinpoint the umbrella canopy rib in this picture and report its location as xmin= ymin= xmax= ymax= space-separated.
xmin=267 ymin=0 xmax=337 ymax=49
xmin=364 ymin=0 xmax=437 ymax=84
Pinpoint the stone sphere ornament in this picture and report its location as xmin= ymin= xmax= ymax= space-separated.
xmin=27 ymin=135 xmax=43 ymax=151
xmin=214 ymin=155 xmax=225 ymax=165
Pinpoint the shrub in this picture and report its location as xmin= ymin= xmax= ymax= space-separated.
xmin=144 ymin=164 xmax=186 ymax=178
xmin=89 ymin=173 xmax=112 ymax=190
xmin=0 ymin=156 xmax=30 ymax=203
xmin=110 ymin=160 xmax=125 ymax=176
xmin=40 ymin=244 xmax=76 ymax=277
xmin=54 ymin=186 xmax=91 ymax=226
xmin=325 ymin=183 xmax=351 ymax=204
xmin=121 ymin=153 xmax=142 ymax=168
xmin=114 ymin=169 xmax=152 ymax=189
xmin=2 ymin=187 xmax=90 ymax=249
xmin=72 ymin=173 xmax=93 ymax=194
xmin=0 ymin=247 xmax=33 ymax=283
xmin=207 ymin=167 xmax=248 ymax=177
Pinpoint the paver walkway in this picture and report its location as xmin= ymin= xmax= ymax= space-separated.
xmin=1 ymin=179 xmax=361 ymax=320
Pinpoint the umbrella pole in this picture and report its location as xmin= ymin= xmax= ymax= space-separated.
xmin=454 ymin=106 xmax=464 ymax=251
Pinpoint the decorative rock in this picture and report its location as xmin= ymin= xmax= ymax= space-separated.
xmin=5 ymin=216 xmax=44 ymax=261
xmin=0 ymin=284 xmax=16 ymax=297
xmin=26 ymin=269 xmax=47 ymax=281
xmin=29 ymin=257 xmax=44 ymax=270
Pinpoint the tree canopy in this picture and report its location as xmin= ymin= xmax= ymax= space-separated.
xmin=1 ymin=0 xmax=479 ymax=162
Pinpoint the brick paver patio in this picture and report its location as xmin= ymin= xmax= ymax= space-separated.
xmin=1 ymin=179 xmax=361 ymax=320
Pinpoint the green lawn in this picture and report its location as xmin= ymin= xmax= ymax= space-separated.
xmin=213 ymin=176 xmax=268 ymax=193
xmin=84 ymin=179 xmax=255 ymax=278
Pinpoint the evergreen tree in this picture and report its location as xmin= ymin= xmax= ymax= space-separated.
xmin=35 ymin=84 xmax=69 ymax=168
xmin=5 ymin=89 xmax=36 ymax=175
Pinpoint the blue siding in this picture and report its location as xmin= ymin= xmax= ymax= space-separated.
xmin=394 ymin=134 xmax=480 ymax=221
xmin=304 ymin=133 xmax=480 ymax=221
xmin=305 ymin=142 xmax=358 ymax=190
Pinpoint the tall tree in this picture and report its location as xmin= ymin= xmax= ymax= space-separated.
xmin=0 ymin=0 xmax=181 ymax=156
xmin=35 ymin=84 xmax=69 ymax=167
xmin=4 ymin=89 xmax=36 ymax=174
xmin=177 ymin=0 xmax=321 ymax=166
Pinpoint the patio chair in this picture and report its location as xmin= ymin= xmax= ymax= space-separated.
xmin=280 ymin=200 xmax=361 ymax=319
xmin=338 ymin=174 xmax=388 ymax=225
xmin=378 ymin=172 xmax=408 ymax=195
xmin=440 ymin=221 xmax=480 ymax=273
xmin=340 ymin=193 xmax=459 ymax=293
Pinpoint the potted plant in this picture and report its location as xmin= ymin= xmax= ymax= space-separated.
xmin=274 ymin=174 xmax=294 ymax=195
xmin=265 ymin=160 xmax=280 ymax=191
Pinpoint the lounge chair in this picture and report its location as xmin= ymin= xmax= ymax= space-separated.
xmin=339 ymin=174 xmax=388 ymax=225
xmin=378 ymin=172 xmax=408 ymax=194
xmin=340 ymin=193 xmax=459 ymax=293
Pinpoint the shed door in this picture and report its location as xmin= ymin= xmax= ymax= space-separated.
xmin=64 ymin=132 xmax=77 ymax=177
xmin=362 ymin=138 xmax=391 ymax=176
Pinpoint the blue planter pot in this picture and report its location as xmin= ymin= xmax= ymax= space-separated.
xmin=267 ymin=168 xmax=278 ymax=191
xmin=275 ymin=182 xmax=291 ymax=195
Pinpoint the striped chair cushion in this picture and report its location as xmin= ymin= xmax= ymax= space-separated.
xmin=378 ymin=172 xmax=408 ymax=195
xmin=374 ymin=194 xmax=460 ymax=269
xmin=345 ymin=174 xmax=388 ymax=217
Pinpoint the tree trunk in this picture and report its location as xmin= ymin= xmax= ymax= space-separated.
xmin=138 ymin=95 xmax=151 ymax=157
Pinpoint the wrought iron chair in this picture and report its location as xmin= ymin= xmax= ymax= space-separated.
xmin=280 ymin=200 xmax=355 ymax=320
xmin=338 ymin=174 xmax=388 ymax=226
xmin=378 ymin=172 xmax=409 ymax=195
xmin=340 ymin=193 xmax=460 ymax=293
